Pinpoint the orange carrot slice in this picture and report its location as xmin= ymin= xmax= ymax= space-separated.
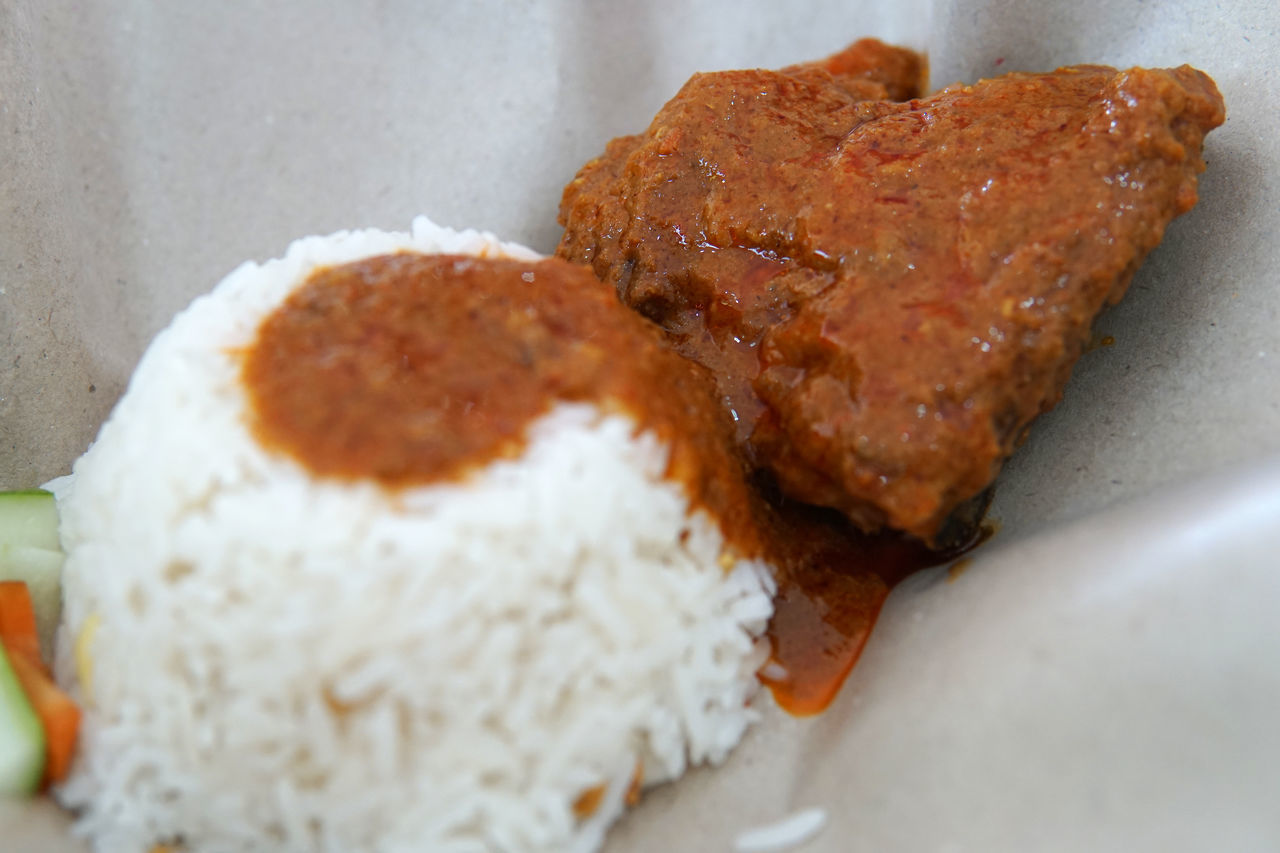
xmin=0 ymin=581 xmax=44 ymax=673
xmin=5 ymin=650 xmax=80 ymax=784
xmin=0 ymin=580 xmax=80 ymax=784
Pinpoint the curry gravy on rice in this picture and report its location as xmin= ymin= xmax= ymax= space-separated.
xmin=34 ymin=31 xmax=1226 ymax=853
xmin=242 ymin=252 xmax=768 ymax=559
xmin=241 ymin=251 xmax=977 ymax=716
xmin=54 ymin=220 xmax=777 ymax=853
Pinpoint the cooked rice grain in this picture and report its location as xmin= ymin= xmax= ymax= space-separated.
xmin=53 ymin=218 xmax=775 ymax=853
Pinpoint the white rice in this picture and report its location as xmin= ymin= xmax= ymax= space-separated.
xmin=734 ymin=808 xmax=828 ymax=852
xmin=52 ymin=217 xmax=776 ymax=852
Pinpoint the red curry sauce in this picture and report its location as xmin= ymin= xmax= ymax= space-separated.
xmin=760 ymin=501 xmax=989 ymax=715
xmin=241 ymin=252 xmax=769 ymax=562
xmin=557 ymin=42 xmax=1224 ymax=544
xmin=551 ymin=39 xmax=1221 ymax=710
xmin=241 ymin=252 xmax=982 ymax=717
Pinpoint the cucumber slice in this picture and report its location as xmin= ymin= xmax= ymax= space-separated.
xmin=0 ymin=644 xmax=46 ymax=796
xmin=0 ymin=547 xmax=65 ymax=662
xmin=0 ymin=491 xmax=60 ymax=552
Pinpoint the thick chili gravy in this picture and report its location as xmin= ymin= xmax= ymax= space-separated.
xmin=557 ymin=40 xmax=1225 ymax=544
xmin=241 ymin=253 xmax=763 ymax=548
xmin=240 ymin=252 xmax=979 ymax=715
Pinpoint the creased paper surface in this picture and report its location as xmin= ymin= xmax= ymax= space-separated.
xmin=2 ymin=1 xmax=1278 ymax=850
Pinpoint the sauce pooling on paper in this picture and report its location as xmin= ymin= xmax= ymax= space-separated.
xmin=243 ymin=251 xmax=989 ymax=718
xmin=760 ymin=499 xmax=989 ymax=715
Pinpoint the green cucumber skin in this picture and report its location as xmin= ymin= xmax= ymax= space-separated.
xmin=0 ymin=489 xmax=62 ymax=792
xmin=0 ymin=644 xmax=46 ymax=796
xmin=0 ymin=490 xmax=60 ymax=552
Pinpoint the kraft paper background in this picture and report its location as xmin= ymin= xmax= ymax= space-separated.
xmin=3 ymin=1 xmax=1277 ymax=850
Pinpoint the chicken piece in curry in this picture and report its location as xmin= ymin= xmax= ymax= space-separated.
xmin=557 ymin=39 xmax=1225 ymax=542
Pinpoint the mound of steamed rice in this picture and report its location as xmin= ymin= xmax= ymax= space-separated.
xmin=52 ymin=217 xmax=776 ymax=852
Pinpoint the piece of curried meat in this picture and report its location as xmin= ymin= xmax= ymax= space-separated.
xmin=557 ymin=39 xmax=1225 ymax=543
xmin=781 ymin=37 xmax=927 ymax=101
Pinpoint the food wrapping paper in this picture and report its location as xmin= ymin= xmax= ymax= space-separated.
xmin=2 ymin=0 xmax=1278 ymax=849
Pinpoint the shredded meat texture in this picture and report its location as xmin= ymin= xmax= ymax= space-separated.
xmin=556 ymin=39 xmax=1225 ymax=542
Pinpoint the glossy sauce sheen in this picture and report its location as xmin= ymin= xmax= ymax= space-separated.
xmin=557 ymin=40 xmax=1225 ymax=543
xmin=242 ymin=253 xmax=766 ymax=557
xmin=758 ymin=500 xmax=985 ymax=715
xmin=241 ymin=252 xmax=973 ymax=715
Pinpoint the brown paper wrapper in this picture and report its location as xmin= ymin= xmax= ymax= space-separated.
xmin=3 ymin=1 xmax=1277 ymax=849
